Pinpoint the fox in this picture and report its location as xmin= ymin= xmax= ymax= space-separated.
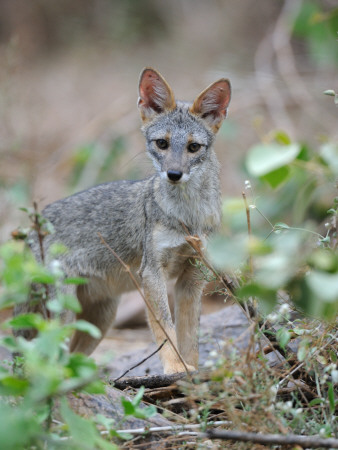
xmin=16 ymin=68 xmax=231 ymax=374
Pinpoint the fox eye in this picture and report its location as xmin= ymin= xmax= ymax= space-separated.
xmin=187 ymin=142 xmax=201 ymax=153
xmin=156 ymin=139 xmax=169 ymax=150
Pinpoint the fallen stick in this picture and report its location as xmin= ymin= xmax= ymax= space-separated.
xmin=101 ymin=423 xmax=338 ymax=449
xmin=203 ymin=429 xmax=338 ymax=449
xmin=111 ymin=372 xmax=188 ymax=390
xmin=101 ymin=420 xmax=231 ymax=436
xmin=113 ymin=339 xmax=167 ymax=383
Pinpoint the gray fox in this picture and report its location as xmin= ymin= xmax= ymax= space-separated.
xmin=18 ymin=68 xmax=231 ymax=374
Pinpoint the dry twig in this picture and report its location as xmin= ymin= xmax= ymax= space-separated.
xmin=113 ymin=339 xmax=167 ymax=383
xmin=112 ymin=372 xmax=188 ymax=390
xmin=203 ymin=429 xmax=338 ymax=449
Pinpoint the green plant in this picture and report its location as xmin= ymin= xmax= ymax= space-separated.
xmin=206 ymin=128 xmax=337 ymax=439
xmin=0 ymin=209 xmax=155 ymax=449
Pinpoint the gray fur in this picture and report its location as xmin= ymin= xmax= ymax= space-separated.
xmin=18 ymin=68 xmax=231 ymax=374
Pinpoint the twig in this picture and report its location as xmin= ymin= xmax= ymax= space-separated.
xmin=98 ymin=233 xmax=191 ymax=378
xmin=111 ymin=372 xmax=189 ymax=390
xmin=102 ymin=424 xmax=338 ymax=448
xmin=113 ymin=339 xmax=167 ymax=383
xmin=32 ymin=201 xmax=50 ymax=320
xmin=101 ymin=420 xmax=231 ymax=436
xmin=202 ymin=429 xmax=338 ymax=449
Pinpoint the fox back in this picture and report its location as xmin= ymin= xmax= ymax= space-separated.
xmin=18 ymin=68 xmax=231 ymax=374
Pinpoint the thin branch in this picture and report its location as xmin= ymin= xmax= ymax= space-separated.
xmin=111 ymin=372 xmax=188 ymax=390
xmin=98 ymin=233 xmax=191 ymax=378
xmin=101 ymin=420 xmax=232 ymax=436
xmin=113 ymin=339 xmax=167 ymax=383
xmin=101 ymin=424 xmax=338 ymax=448
xmin=32 ymin=201 xmax=50 ymax=320
xmin=203 ymin=429 xmax=338 ymax=449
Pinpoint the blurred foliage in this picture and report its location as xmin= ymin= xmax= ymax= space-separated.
xmin=69 ymin=136 xmax=126 ymax=190
xmin=0 ymin=0 xmax=168 ymax=57
xmin=208 ymin=127 xmax=338 ymax=319
xmin=292 ymin=1 xmax=338 ymax=67
xmin=0 ymin=210 xmax=155 ymax=449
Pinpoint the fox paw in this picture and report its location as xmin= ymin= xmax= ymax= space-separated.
xmin=164 ymin=362 xmax=196 ymax=375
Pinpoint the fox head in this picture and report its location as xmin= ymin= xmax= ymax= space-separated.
xmin=138 ymin=67 xmax=231 ymax=184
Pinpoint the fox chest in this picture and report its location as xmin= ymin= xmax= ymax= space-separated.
xmin=153 ymin=228 xmax=203 ymax=278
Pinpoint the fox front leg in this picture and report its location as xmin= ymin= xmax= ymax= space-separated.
xmin=174 ymin=259 xmax=205 ymax=369
xmin=141 ymin=265 xmax=194 ymax=374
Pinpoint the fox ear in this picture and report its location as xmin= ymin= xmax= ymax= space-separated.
xmin=138 ymin=68 xmax=176 ymax=121
xmin=190 ymin=79 xmax=231 ymax=132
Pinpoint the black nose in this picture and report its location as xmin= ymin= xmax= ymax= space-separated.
xmin=167 ymin=170 xmax=183 ymax=182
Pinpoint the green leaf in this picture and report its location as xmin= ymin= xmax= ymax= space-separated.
xmin=60 ymin=397 xmax=101 ymax=448
xmin=69 ymin=320 xmax=101 ymax=339
xmin=33 ymin=326 xmax=72 ymax=359
xmin=0 ymin=403 xmax=41 ymax=450
xmin=31 ymin=272 xmax=56 ymax=285
xmin=133 ymin=405 xmax=157 ymax=420
xmin=46 ymin=299 xmax=63 ymax=314
xmin=308 ymin=249 xmax=338 ymax=273
xmin=309 ymin=398 xmax=324 ymax=406
xmin=321 ymin=143 xmax=338 ymax=175
xmin=83 ymin=380 xmax=105 ymax=395
xmin=276 ymin=328 xmax=291 ymax=350
xmin=49 ymin=243 xmax=68 ymax=257
xmin=64 ymin=277 xmax=88 ymax=285
xmin=324 ymin=89 xmax=336 ymax=96
xmin=274 ymin=222 xmax=290 ymax=231
xmin=0 ymin=376 xmax=29 ymax=396
xmin=261 ymin=166 xmax=290 ymax=188
xmin=273 ymin=130 xmax=291 ymax=145
xmin=208 ymin=234 xmax=247 ymax=271
xmin=110 ymin=429 xmax=133 ymax=440
xmin=236 ymin=283 xmax=276 ymax=314
xmin=7 ymin=313 xmax=45 ymax=331
xmin=121 ymin=397 xmax=136 ymax=416
xmin=297 ymin=343 xmax=308 ymax=362
xmin=132 ymin=386 xmax=145 ymax=406
xmin=327 ymin=382 xmax=335 ymax=413
xmin=246 ymin=143 xmax=301 ymax=177
xmin=47 ymin=294 xmax=82 ymax=314
xmin=306 ymin=271 xmax=338 ymax=303
xmin=330 ymin=350 xmax=337 ymax=363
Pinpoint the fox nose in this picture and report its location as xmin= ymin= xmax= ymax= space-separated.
xmin=167 ymin=170 xmax=183 ymax=182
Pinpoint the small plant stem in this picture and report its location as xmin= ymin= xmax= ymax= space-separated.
xmin=242 ymin=191 xmax=253 ymax=277
xmin=254 ymin=205 xmax=274 ymax=229
xmin=200 ymin=430 xmax=338 ymax=448
xmin=32 ymin=201 xmax=50 ymax=320
xmin=315 ymin=371 xmax=328 ymax=424
xmin=102 ymin=420 xmax=232 ymax=436
xmin=113 ymin=339 xmax=167 ymax=382
xmin=98 ymin=233 xmax=192 ymax=379
xmin=45 ymin=398 xmax=53 ymax=431
xmin=285 ymin=226 xmax=324 ymax=239
xmin=33 ymin=201 xmax=46 ymax=265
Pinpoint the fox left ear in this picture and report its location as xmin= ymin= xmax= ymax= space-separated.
xmin=138 ymin=67 xmax=176 ymax=122
xmin=190 ymin=79 xmax=231 ymax=132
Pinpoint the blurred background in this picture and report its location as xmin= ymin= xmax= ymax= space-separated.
xmin=1 ymin=0 xmax=337 ymax=236
xmin=0 ymin=0 xmax=337 ymax=338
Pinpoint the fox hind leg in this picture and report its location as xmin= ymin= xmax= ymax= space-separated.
xmin=70 ymin=280 xmax=118 ymax=355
